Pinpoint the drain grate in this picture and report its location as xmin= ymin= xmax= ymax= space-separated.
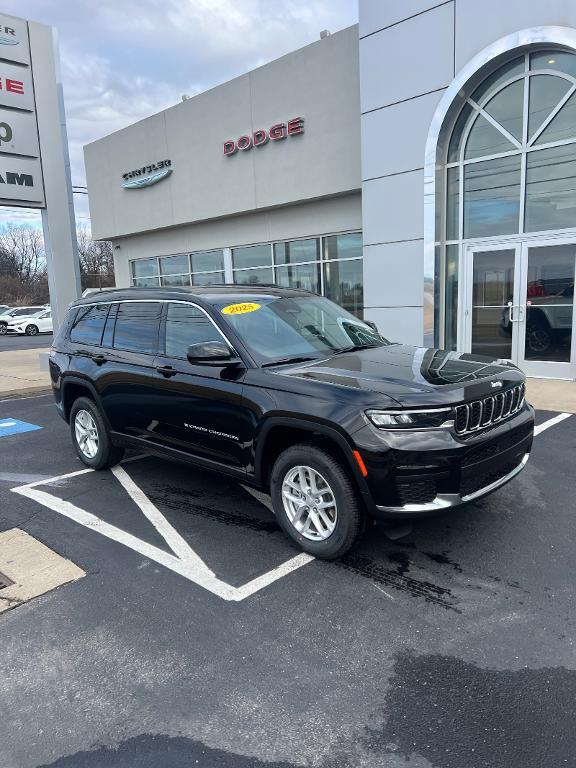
xmin=0 ymin=571 xmax=14 ymax=590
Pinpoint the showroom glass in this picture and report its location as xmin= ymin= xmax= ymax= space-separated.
xmin=129 ymin=233 xmax=364 ymax=315
xmin=70 ymin=304 xmax=109 ymax=345
xmin=440 ymin=49 xmax=576 ymax=347
xmin=524 ymin=244 xmax=575 ymax=363
xmin=163 ymin=303 xmax=222 ymax=358
xmin=470 ymin=249 xmax=515 ymax=358
xmin=113 ymin=302 xmax=162 ymax=354
xmin=444 ymin=50 xmax=576 ymax=240
xmin=131 ymin=250 xmax=225 ymax=288
xmin=218 ymin=295 xmax=384 ymax=364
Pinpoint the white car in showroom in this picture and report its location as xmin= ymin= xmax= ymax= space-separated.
xmin=6 ymin=309 xmax=53 ymax=336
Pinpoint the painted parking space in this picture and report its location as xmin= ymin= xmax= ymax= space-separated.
xmin=8 ymin=409 xmax=574 ymax=605
xmin=2 ymin=395 xmax=576 ymax=767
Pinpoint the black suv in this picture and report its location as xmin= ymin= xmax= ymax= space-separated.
xmin=49 ymin=286 xmax=534 ymax=558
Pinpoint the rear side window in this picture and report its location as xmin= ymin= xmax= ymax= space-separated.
xmin=70 ymin=304 xmax=109 ymax=345
xmin=164 ymin=303 xmax=223 ymax=359
xmin=113 ymin=302 xmax=161 ymax=354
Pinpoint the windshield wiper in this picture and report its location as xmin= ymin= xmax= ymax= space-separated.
xmin=262 ymin=355 xmax=320 ymax=368
xmin=333 ymin=343 xmax=383 ymax=354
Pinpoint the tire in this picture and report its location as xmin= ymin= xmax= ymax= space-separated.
xmin=25 ymin=324 xmax=39 ymax=336
xmin=69 ymin=396 xmax=124 ymax=470
xmin=270 ymin=444 xmax=363 ymax=559
xmin=0 ymin=323 xmax=6 ymax=335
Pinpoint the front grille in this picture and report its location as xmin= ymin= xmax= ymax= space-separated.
xmin=463 ymin=423 xmax=533 ymax=467
xmin=454 ymin=383 xmax=525 ymax=436
xmin=461 ymin=460 xmax=520 ymax=497
xmin=396 ymin=479 xmax=437 ymax=506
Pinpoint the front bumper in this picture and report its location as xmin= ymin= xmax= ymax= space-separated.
xmin=353 ymin=404 xmax=534 ymax=519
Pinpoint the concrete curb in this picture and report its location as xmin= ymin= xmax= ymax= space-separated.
xmin=0 ymin=386 xmax=52 ymax=401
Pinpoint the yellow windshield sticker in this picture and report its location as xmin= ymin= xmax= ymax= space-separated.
xmin=221 ymin=302 xmax=261 ymax=315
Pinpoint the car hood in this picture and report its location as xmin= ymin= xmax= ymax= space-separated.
xmin=278 ymin=344 xmax=524 ymax=407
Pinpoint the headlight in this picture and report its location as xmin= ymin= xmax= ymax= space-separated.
xmin=366 ymin=409 xmax=452 ymax=429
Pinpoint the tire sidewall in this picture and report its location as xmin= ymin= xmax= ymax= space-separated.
xmin=271 ymin=445 xmax=361 ymax=558
xmin=70 ymin=397 xmax=111 ymax=469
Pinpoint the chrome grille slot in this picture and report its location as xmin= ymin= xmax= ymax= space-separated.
xmin=469 ymin=401 xmax=482 ymax=430
xmin=481 ymin=396 xmax=494 ymax=426
xmin=455 ymin=404 xmax=469 ymax=433
xmin=493 ymin=393 xmax=504 ymax=421
xmin=454 ymin=384 xmax=525 ymax=435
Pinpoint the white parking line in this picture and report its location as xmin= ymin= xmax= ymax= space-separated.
xmin=11 ymin=459 xmax=314 ymax=601
xmin=534 ymin=412 xmax=572 ymax=436
xmin=7 ymin=409 xmax=572 ymax=601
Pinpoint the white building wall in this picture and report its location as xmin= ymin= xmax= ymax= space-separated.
xmin=359 ymin=0 xmax=576 ymax=346
xmin=112 ymin=193 xmax=362 ymax=287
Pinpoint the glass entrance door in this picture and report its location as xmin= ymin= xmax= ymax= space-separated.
xmin=462 ymin=245 xmax=522 ymax=362
xmin=518 ymin=241 xmax=576 ymax=379
xmin=462 ymin=241 xmax=576 ymax=378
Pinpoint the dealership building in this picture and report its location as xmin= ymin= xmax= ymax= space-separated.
xmin=85 ymin=0 xmax=576 ymax=380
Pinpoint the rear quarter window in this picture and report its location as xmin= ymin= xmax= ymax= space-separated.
xmin=70 ymin=304 xmax=109 ymax=345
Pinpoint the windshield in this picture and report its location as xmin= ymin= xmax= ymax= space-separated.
xmin=217 ymin=295 xmax=388 ymax=364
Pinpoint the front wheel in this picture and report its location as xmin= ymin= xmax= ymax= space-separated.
xmin=0 ymin=323 xmax=7 ymax=335
xmin=25 ymin=324 xmax=39 ymax=336
xmin=70 ymin=396 xmax=124 ymax=470
xmin=270 ymin=445 xmax=363 ymax=559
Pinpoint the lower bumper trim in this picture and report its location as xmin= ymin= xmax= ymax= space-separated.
xmin=376 ymin=453 xmax=530 ymax=514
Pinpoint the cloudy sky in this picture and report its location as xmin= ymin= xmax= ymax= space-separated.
xmin=1 ymin=0 xmax=358 ymax=230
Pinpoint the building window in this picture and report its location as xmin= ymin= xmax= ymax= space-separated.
xmin=131 ymin=258 xmax=160 ymax=287
xmin=129 ymin=234 xmax=364 ymax=316
xmin=131 ymin=250 xmax=225 ymax=289
xmin=437 ymin=48 xmax=576 ymax=348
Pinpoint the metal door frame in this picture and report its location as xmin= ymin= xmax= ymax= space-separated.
xmin=518 ymin=236 xmax=576 ymax=380
xmin=459 ymin=241 xmax=523 ymax=364
xmin=459 ymin=235 xmax=576 ymax=379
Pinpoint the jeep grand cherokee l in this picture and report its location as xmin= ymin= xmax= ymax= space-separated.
xmin=49 ymin=286 xmax=534 ymax=559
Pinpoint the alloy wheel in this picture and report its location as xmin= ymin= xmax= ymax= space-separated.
xmin=281 ymin=465 xmax=337 ymax=541
xmin=74 ymin=409 xmax=99 ymax=459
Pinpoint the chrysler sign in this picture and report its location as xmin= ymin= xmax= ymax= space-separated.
xmin=224 ymin=117 xmax=304 ymax=156
xmin=122 ymin=159 xmax=172 ymax=189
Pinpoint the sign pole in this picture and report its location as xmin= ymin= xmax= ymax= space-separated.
xmin=28 ymin=21 xmax=81 ymax=330
xmin=0 ymin=12 xmax=80 ymax=331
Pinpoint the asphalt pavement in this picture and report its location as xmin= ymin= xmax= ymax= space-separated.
xmin=0 ymin=333 xmax=53 ymax=351
xmin=0 ymin=393 xmax=575 ymax=767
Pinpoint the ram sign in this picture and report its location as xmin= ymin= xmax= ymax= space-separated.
xmin=0 ymin=13 xmax=44 ymax=206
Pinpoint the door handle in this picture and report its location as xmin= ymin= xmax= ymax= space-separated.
xmin=156 ymin=365 xmax=177 ymax=378
xmin=90 ymin=354 xmax=107 ymax=365
xmin=508 ymin=302 xmax=520 ymax=323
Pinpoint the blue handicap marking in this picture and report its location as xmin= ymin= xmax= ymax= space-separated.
xmin=0 ymin=418 xmax=43 ymax=437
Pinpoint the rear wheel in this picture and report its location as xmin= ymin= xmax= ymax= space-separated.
xmin=70 ymin=396 xmax=124 ymax=469
xmin=25 ymin=324 xmax=39 ymax=336
xmin=270 ymin=444 xmax=363 ymax=559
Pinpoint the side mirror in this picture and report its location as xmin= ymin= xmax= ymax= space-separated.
xmin=365 ymin=320 xmax=378 ymax=332
xmin=186 ymin=341 xmax=241 ymax=367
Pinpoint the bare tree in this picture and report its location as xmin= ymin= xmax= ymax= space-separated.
xmin=76 ymin=225 xmax=115 ymax=289
xmin=0 ymin=223 xmax=115 ymax=305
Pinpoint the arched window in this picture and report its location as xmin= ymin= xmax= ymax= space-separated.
xmin=438 ymin=48 xmax=576 ymax=348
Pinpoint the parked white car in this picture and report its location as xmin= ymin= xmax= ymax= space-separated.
xmin=0 ymin=306 xmax=47 ymax=335
xmin=6 ymin=309 xmax=53 ymax=336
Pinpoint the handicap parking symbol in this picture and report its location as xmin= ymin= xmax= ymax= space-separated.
xmin=0 ymin=419 xmax=43 ymax=437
